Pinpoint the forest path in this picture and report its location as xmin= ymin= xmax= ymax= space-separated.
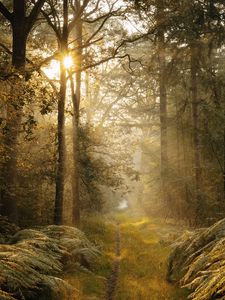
xmin=65 ymin=212 xmax=188 ymax=300
xmin=105 ymin=223 xmax=121 ymax=300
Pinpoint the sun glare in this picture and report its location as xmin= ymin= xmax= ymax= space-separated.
xmin=42 ymin=59 xmax=60 ymax=79
xmin=42 ymin=55 xmax=73 ymax=79
xmin=63 ymin=55 xmax=73 ymax=69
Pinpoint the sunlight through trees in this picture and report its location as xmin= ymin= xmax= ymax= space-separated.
xmin=0 ymin=0 xmax=225 ymax=299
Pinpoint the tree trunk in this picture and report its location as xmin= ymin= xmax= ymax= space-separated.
xmin=159 ymin=55 xmax=169 ymax=210
xmin=0 ymin=0 xmax=27 ymax=222
xmin=0 ymin=0 xmax=45 ymax=222
xmin=190 ymin=44 xmax=202 ymax=222
xmin=85 ymin=71 xmax=91 ymax=124
xmin=0 ymin=76 xmax=25 ymax=222
xmin=157 ymin=0 xmax=169 ymax=212
xmin=12 ymin=28 xmax=27 ymax=70
xmin=54 ymin=62 xmax=66 ymax=225
xmin=71 ymin=18 xmax=82 ymax=227
xmin=54 ymin=0 xmax=68 ymax=225
xmin=12 ymin=0 xmax=27 ymax=69
xmin=223 ymin=129 xmax=225 ymax=199
xmin=71 ymin=86 xmax=80 ymax=226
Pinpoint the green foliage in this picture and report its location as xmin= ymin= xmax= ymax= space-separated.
xmin=66 ymin=124 xmax=133 ymax=213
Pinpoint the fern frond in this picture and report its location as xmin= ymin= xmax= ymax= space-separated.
xmin=0 ymin=224 xmax=99 ymax=299
xmin=168 ymin=218 xmax=225 ymax=299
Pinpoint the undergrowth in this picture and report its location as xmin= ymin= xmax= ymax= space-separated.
xmin=168 ymin=218 xmax=225 ymax=300
xmin=64 ymin=214 xmax=115 ymax=300
xmin=0 ymin=221 xmax=99 ymax=300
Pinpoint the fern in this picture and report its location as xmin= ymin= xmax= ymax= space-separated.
xmin=0 ymin=225 xmax=99 ymax=300
xmin=0 ymin=290 xmax=16 ymax=300
xmin=0 ymin=216 xmax=19 ymax=244
xmin=168 ymin=218 xmax=225 ymax=299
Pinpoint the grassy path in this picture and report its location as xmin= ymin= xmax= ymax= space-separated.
xmin=65 ymin=212 xmax=188 ymax=299
xmin=115 ymin=214 xmax=188 ymax=300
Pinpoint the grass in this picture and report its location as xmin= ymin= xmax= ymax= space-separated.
xmin=116 ymin=212 xmax=188 ymax=300
xmin=63 ymin=214 xmax=115 ymax=299
xmin=64 ymin=211 xmax=189 ymax=300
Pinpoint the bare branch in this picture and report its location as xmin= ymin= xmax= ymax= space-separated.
xmin=0 ymin=2 xmax=12 ymax=23
xmin=83 ymin=8 xmax=121 ymax=24
xmin=0 ymin=42 xmax=11 ymax=54
xmin=98 ymin=84 xmax=132 ymax=127
xmin=41 ymin=10 xmax=61 ymax=40
xmin=79 ymin=0 xmax=91 ymax=15
xmin=84 ymin=13 xmax=114 ymax=45
xmin=27 ymin=0 xmax=46 ymax=33
xmin=48 ymin=0 xmax=62 ymax=34
xmin=83 ymin=0 xmax=101 ymax=18
xmin=36 ymin=51 xmax=60 ymax=68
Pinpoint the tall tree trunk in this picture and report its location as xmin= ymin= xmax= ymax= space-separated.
xmin=157 ymin=0 xmax=169 ymax=212
xmin=190 ymin=44 xmax=202 ymax=222
xmin=71 ymin=79 xmax=80 ymax=226
xmin=54 ymin=0 xmax=68 ymax=225
xmin=54 ymin=61 xmax=67 ymax=224
xmin=85 ymin=71 xmax=91 ymax=124
xmin=159 ymin=53 xmax=169 ymax=210
xmin=0 ymin=0 xmax=27 ymax=222
xmin=181 ymin=116 xmax=191 ymax=221
xmin=223 ymin=129 xmax=225 ymax=200
xmin=71 ymin=18 xmax=82 ymax=226
xmin=0 ymin=80 xmax=24 ymax=222
xmin=12 ymin=0 xmax=27 ymax=69
xmin=0 ymin=0 xmax=45 ymax=222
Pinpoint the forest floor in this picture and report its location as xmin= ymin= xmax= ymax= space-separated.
xmin=64 ymin=211 xmax=189 ymax=300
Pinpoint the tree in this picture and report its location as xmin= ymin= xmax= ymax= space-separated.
xmin=54 ymin=0 xmax=69 ymax=225
xmin=0 ymin=0 xmax=46 ymax=222
xmin=156 ymin=0 xmax=169 ymax=211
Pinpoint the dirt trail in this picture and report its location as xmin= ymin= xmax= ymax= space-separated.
xmin=105 ymin=223 xmax=121 ymax=300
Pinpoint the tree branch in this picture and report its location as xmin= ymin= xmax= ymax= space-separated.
xmin=98 ymin=84 xmax=132 ymax=127
xmin=0 ymin=2 xmax=12 ymax=23
xmin=41 ymin=10 xmax=61 ymax=40
xmin=83 ymin=0 xmax=101 ymax=18
xmin=27 ymin=0 xmax=46 ymax=32
xmin=0 ymin=42 xmax=58 ymax=93
xmin=84 ymin=12 xmax=114 ymax=45
xmin=0 ymin=42 xmax=11 ymax=54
